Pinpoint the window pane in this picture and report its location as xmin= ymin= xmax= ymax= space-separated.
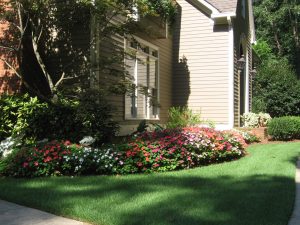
xmin=149 ymin=58 xmax=158 ymax=119
xmin=136 ymin=53 xmax=147 ymax=119
xmin=125 ymin=57 xmax=137 ymax=118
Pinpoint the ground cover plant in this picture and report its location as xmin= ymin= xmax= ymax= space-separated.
xmin=0 ymin=127 xmax=249 ymax=177
xmin=0 ymin=142 xmax=299 ymax=225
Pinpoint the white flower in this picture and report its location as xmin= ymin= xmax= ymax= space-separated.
xmin=79 ymin=136 xmax=96 ymax=146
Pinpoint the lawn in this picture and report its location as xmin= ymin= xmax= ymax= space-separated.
xmin=0 ymin=142 xmax=299 ymax=225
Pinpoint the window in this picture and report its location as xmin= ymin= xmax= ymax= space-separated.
xmin=125 ymin=37 xmax=159 ymax=120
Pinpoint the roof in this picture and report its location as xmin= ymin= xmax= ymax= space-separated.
xmin=205 ymin=0 xmax=238 ymax=13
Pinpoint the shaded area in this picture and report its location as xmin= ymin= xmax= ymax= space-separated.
xmin=172 ymin=4 xmax=190 ymax=107
xmin=0 ymin=142 xmax=299 ymax=225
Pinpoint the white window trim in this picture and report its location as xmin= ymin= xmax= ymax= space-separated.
xmin=124 ymin=36 xmax=160 ymax=121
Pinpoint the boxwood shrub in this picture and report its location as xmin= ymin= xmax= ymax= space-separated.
xmin=268 ymin=116 xmax=300 ymax=141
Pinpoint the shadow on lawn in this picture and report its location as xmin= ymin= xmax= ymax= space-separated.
xmin=0 ymin=172 xmax=295 ymax=225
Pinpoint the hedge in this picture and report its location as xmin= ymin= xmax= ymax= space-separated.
xmin=268 ymin=116 xmax=300 ymax=141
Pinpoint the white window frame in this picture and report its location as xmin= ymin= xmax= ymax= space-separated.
xmin=124 ymin=36 xmax=160 ymax=120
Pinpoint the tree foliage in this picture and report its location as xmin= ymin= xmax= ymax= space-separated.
xmin=252 ymin=57 xmax=300 ymax=117
xmin=0 ymin=0 xmax=176 ymax=101
xmin=253 ymin=0 xmax=300 ymax=76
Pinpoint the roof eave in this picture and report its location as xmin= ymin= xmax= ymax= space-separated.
xmin=211 ymin=13 xmax=236 ymax=25
xmin=197 ymin=0 xmax=220 ymax=14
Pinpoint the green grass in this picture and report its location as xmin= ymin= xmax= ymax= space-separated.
xmin=0 ymin=142 xmax=300 ymax=225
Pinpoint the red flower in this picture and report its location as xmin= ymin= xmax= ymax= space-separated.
xmin=126 ymin=151 xmax=132 ymax=157
xmin=34 ymin=161 xmax=39 ymax=166
xmin=44 ymin=156 xmax=52 ymax=163
xmin=23 ymin=162 xmax=29 ymax=168
xmin=137 ymin=162 xmax=143 ymax=167
xmin=64 ymin=140 xmax=72 ymax=145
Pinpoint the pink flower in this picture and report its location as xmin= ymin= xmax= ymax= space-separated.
xmin=23 ymin=162 xmax=29 ymax=168
xmin=64 ymin=140 xmax=71 ymax=146
xmin=44 ymin=156 xmax=52 ymax=163
xmin=34 ymin=161 xmax=39 ymax=166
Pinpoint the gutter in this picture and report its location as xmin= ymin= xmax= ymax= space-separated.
xmin=211 ymin=12 xmax=236 ymax=25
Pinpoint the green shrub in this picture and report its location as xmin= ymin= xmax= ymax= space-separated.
xmin=0 ymin=91 xmax=119 ymax=144
xmin=0 ymin=94 xmax=47 ymax=141
xmin=25 ymin=101 xmax=81 ymax=142
xmin=268 ymin=116 xmax=300 ymax=140
xmin=75 ymin=89 xmax=119 ymax=144
xmin=167 ymin=107 xmax=201 ymax=129
xmin=252 ymin=59 xmax=300 ymax=117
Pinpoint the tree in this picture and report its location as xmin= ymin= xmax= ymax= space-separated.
xmin=252 ymin=55 xmax=300 ymax=117
xmin=253 ymin=0 xmax=300 ymax=76
xmin=0 ymin=0 xmax=176 ymax=101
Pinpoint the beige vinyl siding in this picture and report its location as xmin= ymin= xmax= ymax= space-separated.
xmin=153 ymin=38 xmax=173 ymax=124
xmin=173 ymin=0 xmax=230 ymax=124
xmin=98 ymin=34 xmax=125 ymax=122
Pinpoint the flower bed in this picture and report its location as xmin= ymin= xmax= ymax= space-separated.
xmin=0 ymin=127 xmax=250 ymax=177
xmin=119 ymin=127 xmax=247 ymax=174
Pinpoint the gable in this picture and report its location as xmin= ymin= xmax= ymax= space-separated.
xmin=205 ymin=0 xmax=238 ymax=13
xmin=192 ymin=0 xmax=255 ymax=43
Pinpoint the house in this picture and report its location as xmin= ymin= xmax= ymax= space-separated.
xmin=106 ymin=0 xmax=256 ymax=134
xmin=173 ymin=0 xmax=256 ymax=130
xmin=0 ymin=0 xmax=256 ymax=135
